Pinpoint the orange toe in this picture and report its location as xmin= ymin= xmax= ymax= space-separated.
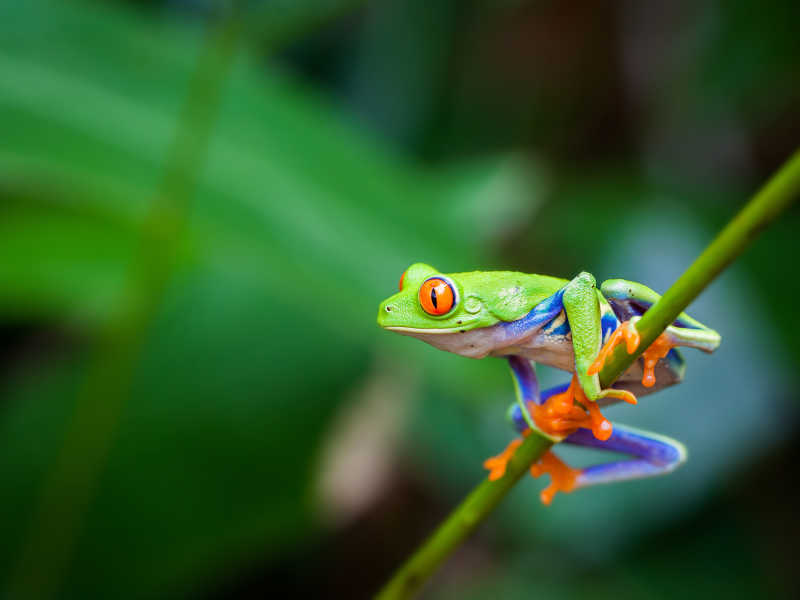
xmin=640 ymin=332 xmax=676 ymax=388
xmin=587 ymin=320 xmax=641 ymax=376
xmin=530 ymin=450 xmax=580 ymax=505
xmin=583 ymin=400 xmax=613 ymax=441
xmin=483 ymin=438 xmax=523 ymax=481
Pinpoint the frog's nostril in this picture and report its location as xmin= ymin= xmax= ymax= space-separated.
xmin=385 ymin=305 xmax=393 ymax=312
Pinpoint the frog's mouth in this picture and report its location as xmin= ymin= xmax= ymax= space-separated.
xmin=384 ymin=326 xmax=456 ymax=334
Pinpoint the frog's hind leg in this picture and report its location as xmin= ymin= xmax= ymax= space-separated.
xmin=591 ymin=279 xmax=721 ymax=389
xmin=484 ymin=356 xmax=541 ymax=481
xmin=486 ymin=362 xmax=589 ymax=482
xmin=531 ymin=423 xmax=687 ymax=504
xmin=600 ymin=279 xmax=721 ymax=354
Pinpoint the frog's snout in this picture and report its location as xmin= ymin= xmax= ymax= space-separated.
xmin=377 ymin=299 xmax=398 ymax=328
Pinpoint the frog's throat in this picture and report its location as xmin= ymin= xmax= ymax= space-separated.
xmin=385 ymin=324 xmax=509 ymax=359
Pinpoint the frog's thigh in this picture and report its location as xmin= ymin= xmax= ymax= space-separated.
xmin=563 ymin=424 xmax=686 ymax=488
xmin=662 ymin=324 xmax=721 ymax=353
xmin=600 ymin=279 xmax=661 ymax=304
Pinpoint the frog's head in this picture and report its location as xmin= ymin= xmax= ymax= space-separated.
xmin=377 ymin=263 xmax=530 ymax=358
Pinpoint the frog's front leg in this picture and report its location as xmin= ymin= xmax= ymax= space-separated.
xmin=561 ymin=272 xmax=636 ymax=405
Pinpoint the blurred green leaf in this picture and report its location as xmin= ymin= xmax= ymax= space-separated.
xmin=0 ymin=0 xmax=543 ymax=597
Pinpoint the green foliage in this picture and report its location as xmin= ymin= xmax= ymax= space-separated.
xmin=0 ymin=1 xmax=537 ymax=596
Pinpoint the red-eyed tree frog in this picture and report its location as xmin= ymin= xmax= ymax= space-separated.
xmin=377 ymin=263 xmax=720 ymax=504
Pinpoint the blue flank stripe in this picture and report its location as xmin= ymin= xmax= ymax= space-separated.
xmin=601 ymin=313 xmax=618 ymax=341
xmin=546 ymin=313 xmax=570 ymax=336
xmin=499 ymin=288 xmax=565 ymax=338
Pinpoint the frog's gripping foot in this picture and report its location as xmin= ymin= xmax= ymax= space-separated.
xmin=482 ymin=436 xmax=581 ymax=504
xmin=530 ymin=451 xmax=580 ymax=505
xmin=587 ymin=320 xmax=640 ymax=375
xmin=532 ymin=375 xmax=614 ymax=441
xmin=484 ymin=443 xmax=581 ymax=505
xmin=588 ymin=320 xmax=678 ymax=389
xmin=639 ymin=333 xmax=676 ymax=387
xmin=483 ymin=437 xmax=523 ymax=481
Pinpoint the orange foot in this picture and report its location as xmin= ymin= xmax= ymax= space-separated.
xmin=640 ymin=332 xmax=676 ymax=387
xmin=587 ymin=320 xmax=640 ymax=376
xmin=483 ymin=437 xmax=523 ymax=481
xmin=530 ymin=450 xmax=581 ymax=505
xmin=588 ymin=321 xmax=676 ymax=389
xmin=531 ymin=375 xmax=614 ymax=441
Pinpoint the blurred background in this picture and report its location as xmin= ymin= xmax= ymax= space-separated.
xmin=1 ymin=0 xmax=799 ymax=598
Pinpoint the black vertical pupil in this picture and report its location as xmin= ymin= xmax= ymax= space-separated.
xmin=430 ymin=287 xmax=438 ymax=309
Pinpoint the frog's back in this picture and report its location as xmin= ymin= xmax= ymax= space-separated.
xmin=452 ymin=270 xmax=567 ymax=300
xmin=441 ymin=270 xmax=568 ymax=326
xmin=518 ymin=272 xmax=570 ymax=299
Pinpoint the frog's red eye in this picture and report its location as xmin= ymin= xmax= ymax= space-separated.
xmin=419 ymin=277 xmax=456 ymax=316
xmin=399 ymin=270 xmax=406 ymax=291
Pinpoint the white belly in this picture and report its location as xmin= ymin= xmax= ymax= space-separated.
xmin=489 ymin=328 xmax=575 ymax=372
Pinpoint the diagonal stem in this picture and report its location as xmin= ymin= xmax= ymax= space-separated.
xmin=599 ymin=149 xmax=800 ymax=386
xmin=376 ymin=148 xmax=800 ymax=600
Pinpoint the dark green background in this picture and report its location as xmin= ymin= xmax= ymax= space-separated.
xmin=0 ymin=1 xmax=798 ymax=598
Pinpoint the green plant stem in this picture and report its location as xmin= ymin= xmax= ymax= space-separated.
xmin=376 ymin=434 xmax=552 ymax=600
xmin=376 ymin=148 xmax=800 ymax=600
xmin=599 ymin=149 xmax=800 ymax=386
